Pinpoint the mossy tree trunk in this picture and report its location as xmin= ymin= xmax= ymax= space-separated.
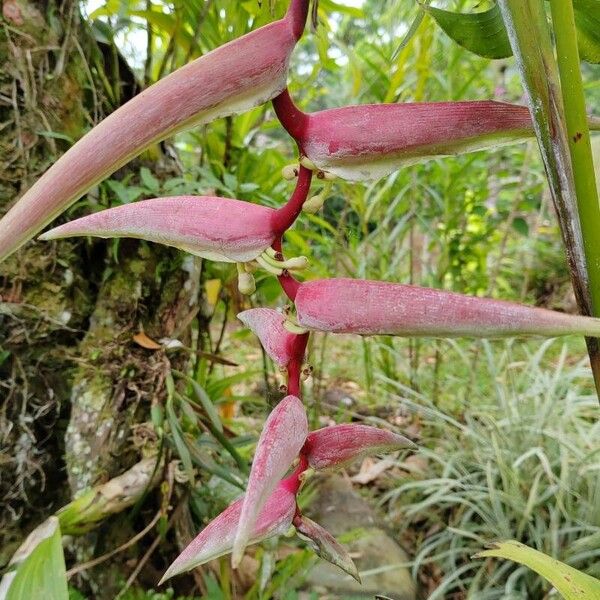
xmin=0 ymin=1 xmax=201 ymax=594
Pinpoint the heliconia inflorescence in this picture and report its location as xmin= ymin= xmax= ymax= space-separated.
xmin=161 ymin=393 xmax=415 ymax=582
xmin=292 ymin=278 xmax=600 ymax=339
xmin=0 ymin=0 xmax=310 ymax=262
xmin=5 ymin=0 xmax=600 ymax=591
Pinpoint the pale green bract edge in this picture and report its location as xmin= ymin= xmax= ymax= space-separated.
xmin=475 ymin=540 xmax=600 ymax=600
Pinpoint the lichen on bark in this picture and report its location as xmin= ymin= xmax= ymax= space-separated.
xmin=0 ymin=0 xmax=93 ymax=549
xmin=0 ymin=3 xmax=204 ymax=594
xmin=65 ymin=245 xmax=200 ymax=495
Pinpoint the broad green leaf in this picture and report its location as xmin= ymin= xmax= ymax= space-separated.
xmin=476 ymin=541 xmax=600 ymax=599
xmin=166 ymin=395 xmax=195 ymax=485
xmin=129 ymin=10 xmax=195 ymax=50
xmin=88 ymin=0 xmax=120 ymax=20
xmin=6 ymin=517 xmax=68 ymax=600
xmin=424 ymin=4 xmax=512 ymax=59
xmin=427 ymin=0 xmax=600 ymax=63
xmin=320 ymin=0 xmax=364 ymax=18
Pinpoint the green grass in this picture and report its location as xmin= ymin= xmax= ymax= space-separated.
xmin=375 ymin=339 xmax=600 ymax=598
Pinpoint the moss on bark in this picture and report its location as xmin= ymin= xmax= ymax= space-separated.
xmin=0 ymin=4 xmax=203 ymax=595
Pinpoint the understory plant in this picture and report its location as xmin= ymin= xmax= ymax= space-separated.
xmin=380 ymin=340 xmax=600 ymax=597
xmin=1 ymin=0 xmax=600 ymax=597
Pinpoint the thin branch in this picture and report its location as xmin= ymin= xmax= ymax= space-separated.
xmin=66 ymin=510 xmax=162 ymax=578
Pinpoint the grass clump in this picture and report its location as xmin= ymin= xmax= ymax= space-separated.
xmin=380 ymin=339 xmax=600 ymax=598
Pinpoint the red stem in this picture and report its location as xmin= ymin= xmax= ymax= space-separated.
xmin=286 ymin=0 xmax=311 ymax=40
xmin=270 ymin=175 xmax=310 ymax=388
xmin=272 ymin=165 xmax=313 ymax=234
xmin=272 ymin=89 xmax=309 ymax=143
xmin=282 ymin=454 xmax=309 ymax=494
xmin=287 ymin=358 xmax=302 ymax=396
xmin=278 ymin=270 xmax=301 ymax=301
xmin=286 ymin=332 xmax=309 ymax=397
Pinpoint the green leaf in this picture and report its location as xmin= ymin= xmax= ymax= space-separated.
xmin=105 ymin=180 xmax=145 ymax=204
xmin=475 ymin=541 xmax=600 ymax=599
xmin=139 ymin=167 xmax=160 ymax=193
xmin=166 ymin=395 xmax=195 ymax=485
xmin=0 ymin=349 xmax=11 ymax=366
xmin=36 ymin=130 xmax=75 ymax=144
xmin=427 ymin=0 xmax=600 ymax=63
xmin=171 ymin=369 xmax=223 ymax=433
xmin=239 ymin=182 xmax=260 ymax=194
xmin=573 ymin=0 xmax=600 ymax=64
xmin=189 ymin=380 xmax=224 ymax=433
xmin=391 ymin=0 xmax=432 ymax=61
xmin=319 ymin=0 xmax=364 ymax=18
xmin=6 ymin=517 xmax=68 ymax=600
xmin=425 ymin=3 xmax=512 ymax=59
xmin=204 ymin=369 xmax=260 ymax=399
xmin=512 ymin=217 xmax=529 ymax=236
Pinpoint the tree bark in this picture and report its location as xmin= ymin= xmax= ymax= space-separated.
xmin=0 ymin=2 xmax=202 ymax=594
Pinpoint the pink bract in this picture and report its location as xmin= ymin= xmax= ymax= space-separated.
xmin=232 ymin=395 xmax=308 ymax=567
xmin=274 ymin=91 xmax=534 ymax=181
xmin=160 ymin=397 xmax=417 ymax=581
xmin=159 ymin=482 xmax=297 ymax=583
xmin=294 ymin=514 xmax=360 ymax=582
xmin=294 ymin=278 xmax=600 ymax=338
xmin=238 ymin=308 xmax=302 ymax=366
xmin=39 ymin=196 xmax=277 ymax=263
xmin=0 ymin=0 xmax=309 ymax=262
xmin=304 ymin=424 xmax=415 ymax=470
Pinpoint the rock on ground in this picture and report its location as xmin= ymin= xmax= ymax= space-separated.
xmin=304 ymin=474 xmax=417 ymax=600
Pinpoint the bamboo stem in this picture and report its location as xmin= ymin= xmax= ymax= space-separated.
xmin=550 ymin=0 xmax=600 ymax=396
xmin=498 ymin=0 xmax=600 ymax=399
xmin=549 ymin=0 xmax=600 ymax=312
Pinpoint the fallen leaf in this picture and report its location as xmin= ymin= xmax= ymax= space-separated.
xmin=205 ymin=279 xmax=222 ymax=311
xmin=351 ymin=457 xmax=396 ymax=484
xmin=133 ymin=332 xmax=162 ymax=350
xmin=399 ymin=454 xmax=428 ymax=475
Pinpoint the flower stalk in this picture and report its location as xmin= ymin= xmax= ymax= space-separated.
xmin=549 ymin=0 xmax=600 ymax=382
xmin=499 ymin=0 xmax=600 ymax=398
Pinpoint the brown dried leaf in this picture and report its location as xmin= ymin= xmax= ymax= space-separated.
xmin=351 ymin=457 xmax=396 ymax=485
xmin=133 ymin=332 xmax=162 ymax=350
